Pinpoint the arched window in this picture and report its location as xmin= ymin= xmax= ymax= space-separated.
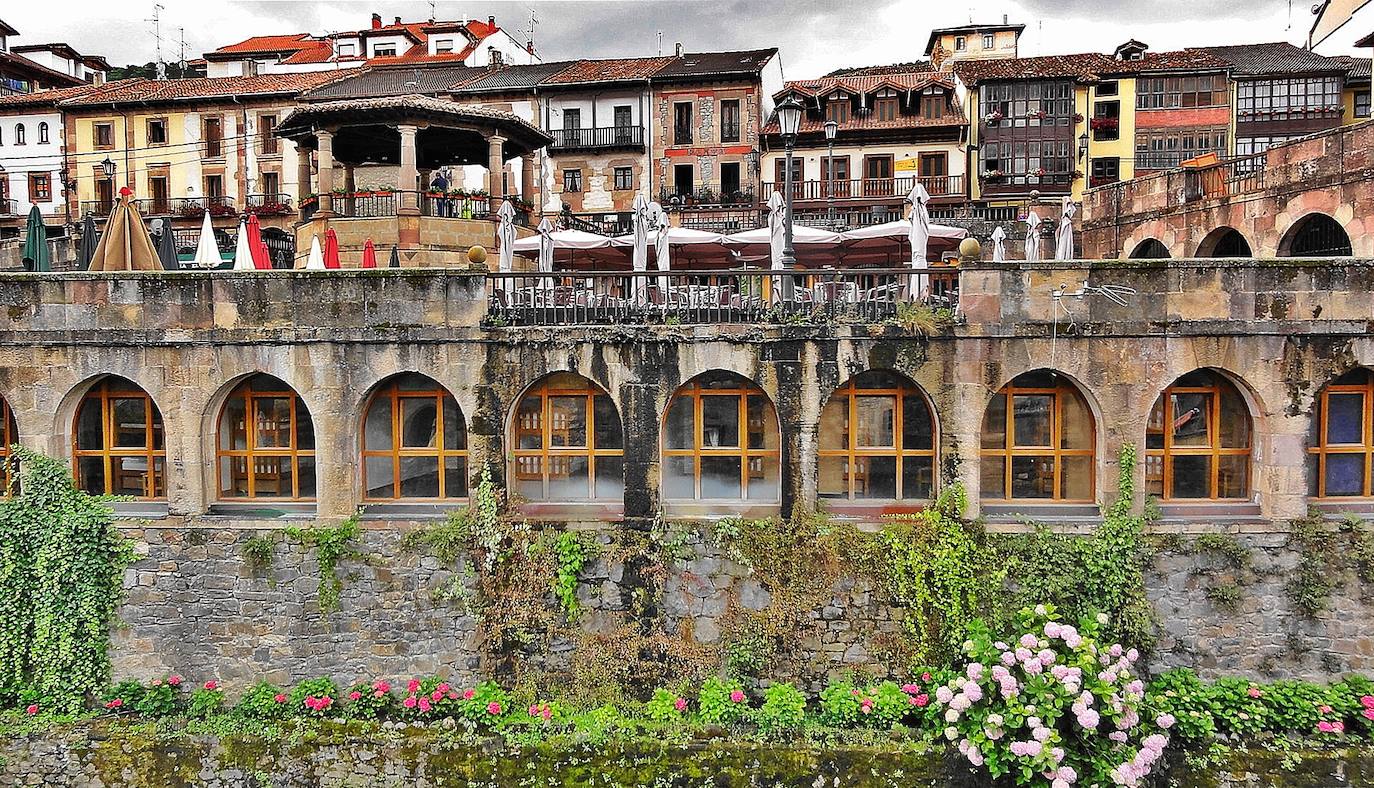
xmin=819 ymin=370 xmax=935 ymax=501
xmin=1128 ymin=238 xmax=1170 ymax=259
xmin=0 ymin=396 xmax=18 ymax=493
xmin=37 ymin=122 xmax=48 ymax=144
xmin=980 ymin=370 xmax=1095 ymax=501
xmin=1308 ymin=368 xmax=1374 ymax=498
xmin=14 ymin=124 xmax=24 ymax=145
xmin=663 ymin=371 xmax=780 ymax=501
xmin=1280 ymin=213 xmax=1352 ymax=257
xmin=73 ymin=377 xmax=166 ymax=498
xmin=216 ymin=374 xmax=315 ymax=500
xmin=1196 ymin=227 xmax=1251 ymax=257
xmin=1145 ymin=370 xmax=1252 ymax=500
xmin=511 ymin=372 xmax=622 ymax=501
xmin=362 ymin=373 xmax=467 ymax=500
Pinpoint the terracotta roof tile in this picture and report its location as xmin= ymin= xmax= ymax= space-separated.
xmin=779 ymin=70 xmax=954 ymax=99
xmin=58 ymin=72 xmax=345 ymax=106
xmin=953 ymin=49 xmax=1229 ymax=85
xmin=0 ymin=81 xmax=111 ymax=109
xmin=1099 ymin=49 xmax=1229 ymax=74
xmin=210 ymin=33 xmax=317 ymax=55
xmin=542 ymin=56 xmax=675 ymax=84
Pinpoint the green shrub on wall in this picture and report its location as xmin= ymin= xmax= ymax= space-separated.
xmin=0 ymin=448 xmax=133 ymax=712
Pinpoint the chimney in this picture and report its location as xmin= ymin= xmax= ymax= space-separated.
xmin=488 ymin=15 xmax=496 ymax=29
xmin=394 ymin=16 xmax=402 ymax=26
xmin=371 ymin=12 xmax=382 ymax=29
xmin=1002 ymin=13 xmax=1008 ymax=23
xmin=527 ymin=40 xmax=535 ymax=54
xmin=674 ymin=42 xmax=683 ymax=57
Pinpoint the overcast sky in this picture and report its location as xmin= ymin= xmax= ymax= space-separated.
xmin=4 ymin=0 xmax=1368 ymax=79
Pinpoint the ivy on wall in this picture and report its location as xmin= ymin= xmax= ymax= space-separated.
xmin=0 ymin=448 xmax=133 ymax=712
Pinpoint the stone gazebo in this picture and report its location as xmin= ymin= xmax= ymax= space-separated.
xmin=275 ymin=95 xmax=552 ymax=267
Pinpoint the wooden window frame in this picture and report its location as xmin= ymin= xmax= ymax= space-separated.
xmin=720 ymin=98 xmax=741 ymax=143
xmin=27 ymin=173 xmax=50 ymax=202
xmin=93 ymin=121 xmax=114 ymax=150
xmin=0 ymin=398 xmax=17 ymax=495
xmin=73 ymin=379 xmax=166 ymax=499
xmin=662 ymin=378 xmax=780 ymax=501
xmin=37 ymin=122 xmax=48 ymax=144
xmin=361 ymin=378 xmax=467 ymax=502
xmin=1308 ymin=372 xmax=1374 ymax=498
xmin=13 ymin=123 xmax=23 ymax=145
xmin=146 ymin=117 xmax=168 ymax=146
xmin=511 ymin=377 xmax=622 ymax=502
xmin=202 ymin=116 xmax=223 ymax=159
xmin=1145 ymin=376 xmax=1252 ymax=500
xmin=818 ymin=377 xmax=936 ymax=501
xmin=612 ymin=166 xmax=634 ymax=191
xmin=562 ymin=169 xmax=582 ymax=193
xmin=259 ymin=114 xmax=279 ymax=155
xmin=215 ymin=377 xmax=315 ymax=501
xmin=980 ymin=379 xmax=1096 ymax=502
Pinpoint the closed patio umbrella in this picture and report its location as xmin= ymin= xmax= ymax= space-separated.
xmin=305 ymin=235 xmax=325 ymax=270
xmin=496 ymin=199 xmax=516 ymax=273
xmin=766 ymin=190 xmax=786 ymax=273
xmin=652 ymin=202 xmax=671 ymax=293
xmin=537 ymin=217 xmax=555 ymax=273
xmin=323 ymin=228 xmax=341 ymax=269
xmin=907 ymin=183 xmax=931 ymax=297
xmin=630 ymin=193 xmax=650 ymax=300
xmin=87 ymin=190 xmax=162 ymax=271
xmin=191 ymin=210 xmax=221 ymax=269
xmin=1055 ymin=196 xmax=1076 ymax=260
xmin=232 ymin=219 xmax=254 ymax=270
xmin=78 ymin=213 xmax=98 ymax=271
xmin=246 ymin=213 xmax=271 ymax=270
xmin=22 ymin=204 xmax=49 ymax=272
xmin=388 ymin=246 xmax=400 ymax=268
xmin=990 ymin=225 xmax=1007 ymax=262
xmin=361 ymin=239 xmax=378 ymax=269
xmin=1024 ymin=210 xmax=1042 ymax=262
xmin=155 ymin=220 xmax=179 ymax=270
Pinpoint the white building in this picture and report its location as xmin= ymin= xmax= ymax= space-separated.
xmin=9 ymin=43 xmax=108 ymax=85
xmin=0 ymin=84 xmax=99 ymax=234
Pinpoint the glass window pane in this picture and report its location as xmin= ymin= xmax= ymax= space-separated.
xmin=549 ymin=396 xmax=587 ymax=448
xmin=1144 ymin=454 xmax=1165 ymax=497
xmin=251 ymin=456 xmax=295 ymax=498
xmin=1217 ymin=454 xmax=1248 ymax=499
xmin=980 ymin=456 xmax=1006 ymax=500
xmin=747 ymin=395 xmax=776 ymax=450
xmin=76 ymin=401 xmax=104 ymax=451
xmin=295 ymin=402 xmax=315 ymax=450
xmin=1146 ymin=399 xmax=1166 ymax=449
xmin=701 ymin=456 xmax=742 ymax=499
xmin=818 ymin=456 xmax=847 ymax=498
xmin=1171 ymin=393 xmax=1211 ymax=447
xmin=443 ymin=398 xmax=465 ymax=450
xmin=220 ymin=456 xmax=249 ymax=497
xmin=400 ymin=399 xmax=439 ymax=448
xmin=547 ymin=455 xmax=590 ymax=500
xmin=365 ymin=455 xmax=395 ymax=498
xmin=1218 ymin=388 xmax=1250 ymax=449
xmin=981 ymin=393 xmax=1006 ymax=449
xmin=1011 ymin=455 xmax=1056 ymax=498
xmin=514 ymin=455 xmax=543 ymax=500
xmin=296 ymin=456 xmax=316 ymax=498
xmin=901 ymin=456 xmax=935 ymax=501
xmin=1170 ymin=455 xmax=1211 ymax=498
xmin=399 ymin=456 xmax=440 ymax=498
xmin=665 ymin=397 xmax=694 ymax=450
xmin=819 ymin=397 xmax=847 ymax=451
xmin=746 ymin=456 xmax=778 ymax=500
xmin=1012 ymin=395 xmax=1053 ymax=447
xmin=444 ymin=455 xmax=467 ymax=498
xmin=1061 ymin=456 xmax=1093 ymax=500
xmin=593 ymin=395 xmax=622 ymax=449
xmin=855 ymin=397 xmax=896 ymax=448
xmin=364 ymin=396 xmax=393 ymax=452
xmin=77 ymin=456 xmax=105 ymax=495
xmin=111 ymin=455 xmax=153 ymax=497
xmin=220 ymin=396 xmax=247 ymax=450
xmin=396 ymin=373 xmax=430 ymax=391
xmin=516 ymin=396 xmax=543 ymax=449
xmin=702 ymin=396 xmax=740 ymax=448
xmin=1327 ymin=393 xmax=1364 ymax=445
xmin=663 ymin=456 xmax=695 ymax=499
xmin=856 ymin=456 xmax=898 ymax=499
xmin=902 ymin=395 xmax=934 ymax=450
xmin=1060 ymin=392 xmax=1093 ymax=450
xmin=112 ymin=398 xmax=147 ymax=448
xmin=254 ymin=398 xmax=292 ymax=448
xmin=1324 ymin=453 xmax=1366 ymax=497
xmin=594 ymin=456 xmax=623 ymax=500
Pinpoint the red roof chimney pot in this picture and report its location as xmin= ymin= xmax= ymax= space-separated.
xmin=394 ymin=16 xmax=402 ymax=25
xmin=488 ymin=15 xmax=496 ymax=29
xmin=371 ymin=13 xmax=382 ymax=29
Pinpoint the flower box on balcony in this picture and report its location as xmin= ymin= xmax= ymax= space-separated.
xmin=1089 ymin=116 xmax=1119 ymax=132
xmin=207 ymin=203 xmax=238 ymax=218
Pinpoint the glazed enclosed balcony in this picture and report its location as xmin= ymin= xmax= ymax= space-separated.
xmin=274 ymin=95 xmax=551 ymax=267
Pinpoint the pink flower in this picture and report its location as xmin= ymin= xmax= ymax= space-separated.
xmin=528 ymin=704 xmax=540 ymax=716
xmin=431 ymin=690 xmax=443 ymax=702
xmin=318 ymin=696 xmax=332 ymax=709
xmin=1363 ymin=708 xmax=1374 ymax=721
xmin=1247 ymin=686 xmax=1262 ymax=699
xmin=541 ymin=706 xmax=552 ymax=720
xmin=1318 ymin=721 xmax=1334 ymax=733
xmin=487 ymin=701 xmax=502 ymax=715
xmin=349 ymin=691 xmax=362 ymax=701
xmin=25 ymin=704 xmax=37 ymax=715
xmin=203 ymin=681 xmax=218 ymax=691
xmin=402 ymin=697 xmax=417 ymax=709
xmin=860 ymin=704 xmax=872 ymax=714
xmin=407 ymin=679 xmax=421 ymax=693
xmin=104 ymin=699 xmax=123 ymax=709
xmin=274 ymin=694 xmax=287 ymax=703
xmin=374 ymin=690 xmax=385 ymax=698
xmin=418 ymin=697 xmax=431 ymax=713
xmin=447 ymin=691 xmax=458 ymax=700
xmin=1362 ymin=695 xmax=1374 ymax=709
xmin=729 ymin=690 xmax=745 ymax=703
xmin=914 ymin=694 xmax=929 ymax=707
xmin=1156 ymin=713 xmax=1175 ymax=729
xmin=1334 ymin=721 xmax=1346 ymax=733
xmin=167 ymin=675 xmax=182 ymax=687
xmin=1319 ymin=705 xmax=1333 ymax=715
xmin=674 ymin=697 xmax=688 ymax=712
xmin=152 ymin=680 xmax=163 ymax=687
xmin=922 ymin=672 xmax=932 ymax=682
xmin=463 ymin=689 xmax=475 ymax=700
xmin=901 ymin=684 xmax=920 ymax=694
xmin=436 ymin=682 xmax=451 ymax=694
xmin=373 ymin=680 xmax=390 ymax=693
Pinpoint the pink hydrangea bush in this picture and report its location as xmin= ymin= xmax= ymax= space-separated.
xmin=934 ymin=605 xmax=1171 ymax=787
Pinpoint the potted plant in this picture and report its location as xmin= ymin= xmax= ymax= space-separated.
xmin=301 ymin=193 xmax=318 ymax=207
xmin=984 ymin=110 xmax=1004 ymax=125
xmin=696 ymin=187 xmax=716 ymax=205
xmin=375 ymin=185 xmax=396 ymax=195
xmin=1073 ymin=112 xmax=1084 ymax=122
xmin=1090 ymin=116 xmax=1119 ymax=132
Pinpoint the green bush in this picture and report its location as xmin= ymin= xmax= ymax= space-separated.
xmin=754 ymin=682 xmax=806 ymax=738
xmin=1146 ymin=669 xmax=1217 ymax=743
xmin=289 ymin=677 xmax=340 ymax=717
xmin=344 ymin=680 xmax=396 ymax=720
xmin=1210 ymin=677 xmax=1268 ymax=738
xmin=644 ymin=687 xmax=688 ymax=723
xmin=132 ymin=677 xmax=181 ymax=717
xmin=234 ymin=681 xmax=291 ymax=721
xmin=187 ymin=683 xmax=225 ymax=719
xmin=698 ymin=677 xmax=748 ymax=725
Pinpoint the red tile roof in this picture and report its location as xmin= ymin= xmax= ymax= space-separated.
xmin=209 ymin=19 xmax=504 ymax=68
xmin=58 ymin=72 xmax=345 ymax=106
xmin=953 ymin=49 xmax=1229 ymax=85
xmin=764 ymin=71 xmax=966 ymax=134
xmin=0 ymin=81 xmax=111 ymax=109
xmin=210 ymin=33 xmax=318 ymax=56
xmin=542 ymin=56 xmax=675 ymax=84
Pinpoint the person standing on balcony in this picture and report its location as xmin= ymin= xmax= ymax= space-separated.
xmin=430 ymin=170 xmax=451 ymax=217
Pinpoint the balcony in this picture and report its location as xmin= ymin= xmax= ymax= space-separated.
xmin=548 ymin=126 xmax=645 ymax=151
xmin=1133 ymin=150 xmax=1227 ymax=172
xmin=761 ymin=175 xmax=964 ymax=203
xmin=979 ymin=172 xmax=1075 ymax=196
xmin=245 ymin=193 xmax=295 ymax=217
xmin=0 ymin=199 xmax=17 ymax=217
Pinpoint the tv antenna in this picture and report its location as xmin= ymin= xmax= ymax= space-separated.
xmin=147 ymin=3 xmax=167 ymax=79
xmin=527 ymin=7 xmax=539 ymax=56
xmin=1048 ymin=280 xmax=1138 ymax=366
xmin=177 ymin=27 xmax=187 ymax=74
xmin=429 ymin=0 xmax=437 ymax=23
xmin=657 ymin=31 xmax=663 ymax=56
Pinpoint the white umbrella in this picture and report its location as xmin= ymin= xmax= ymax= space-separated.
xmin=305 ymin=235 xmax=326 ymax=270
xmin=496 ymin=199 xmax=516 ymax=273
xmin=1055 ymin=196 xmax=1076 ymax=260
xmin=907 ymin=183 xmax=931 ymax=298
xmin=651 ymin=202 xmax=671 ymax=296
xmin=990 ymin=225 xmax=1007 ymax=262
xmin=766 ymin=190 xmax=786 ymax=273
xmin=631 ymin=193 xmax=650 ymax=301
xmin=231 ymin=220 xmax=254 ymax=270
xmin=1024 ymin=210 xmax=1042 ymax=262
xmin=537 ymin=217 xmax=555 ymax=274
xmin=191 ymin=210 xmax=221 ymax=269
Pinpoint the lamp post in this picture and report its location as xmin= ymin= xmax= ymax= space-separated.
xmin=776 ymin=96 xmax=803 ymax=298
xmin=823 ymin=119 xmax=838 ymax=228
xmin=100 ymin=157 xmax=116 ymax=212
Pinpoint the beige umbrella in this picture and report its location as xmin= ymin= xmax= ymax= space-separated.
xmin=88 ymin=191 xmax=162 ymax=271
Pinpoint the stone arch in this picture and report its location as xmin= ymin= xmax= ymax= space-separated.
xmin=1306 ymin=366 xmax=1374 ymax=498
xmin=209 ymin=372 xmax=318 ymax=501
xmin=507 ymin=371 xmax=623 ymax=503
xmin=1278 ymin=212 xmax=1353 ymax=257
xmin=1128 ymin=238 xmax=1170 ymax=259
xmin=1195 ymin=226 xmax=1252 ymax=258
xmin=1144 ymin=367 xmax=1256 ymax=501
xmin=979 ymin=368 xmax=1099 ymax=502
xmin=661 ymin=369 xmax=781 ymax=502
xmin=358 ymin=372 xmax=468 ymax=501
xmin=818 ymin=369 xmax=938 ymax=504
xmin=63 ymin=374 xmax=170 ymax=499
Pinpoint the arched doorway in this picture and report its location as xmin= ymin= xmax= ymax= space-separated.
xmin=1196 ymin=227 xmax=1251 ymax=258
xmin=1128 ymin=238 xmax=1170 ymax=259
xmin=1279 ymin=213 xmax=1352 ymax=257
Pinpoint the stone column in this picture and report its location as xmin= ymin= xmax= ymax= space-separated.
xmin=397 ymin=124 xmax=420 ymax=215
xmin=296 ymin=147 xmax=312 ymax=204
xmin=486 ymin=135 xmax=506 ymax=213
xmin=316 ymin=129 xmax=335 ymax=217
xmin=521 ymin=153 xmax=535 ymax=203
xmin=343 ymin=164 xmax=356 ymax=194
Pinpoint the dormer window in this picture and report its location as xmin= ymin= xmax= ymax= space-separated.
xmin=874 ymin=89 xmax=899 ymax=122
xmin=825 ymin=95 xmax=851 ymax=124
xmin=373 ymin=44 xmax=398 ymax=57
xmin=921 ymin=86 xmax=947 ymax=119
xmin=336 ymin=42 xmax=357 ymax=57
xmin=434 ymin=39 xmax=454 ymax=54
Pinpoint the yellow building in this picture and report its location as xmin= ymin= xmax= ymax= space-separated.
xmin=1334 ymin=55 xmax=1370 ymax=124
xmin=924 ymin=21 xmax=1025 ymax=67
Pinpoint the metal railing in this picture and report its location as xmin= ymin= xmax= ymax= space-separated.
xmin=0 ymin=198 xmax=17 ymax=216
xmin=80 ymin=200 xmax=115 ymax=218
xmin=793 ymin=206 xmax=904 ymax=230
xmin=548 ymin=126 xmax=645 ymax=150
xmin=1134 ymin=150 xmax=1227 ymax=171
xmin=486 ymin=267 xmax=959 ymax=326
xmin=333 ymin=192 xmax=398 ymax=218
xmin=421 ymin=193 xmax=490 ymax=220
xmin=168 ymin=226 xmax=296 ymax=268
xmin=565 ymin=212 xmax=633 ymax=236
xmin=245 ymin=193 xmax=294 ymax=216
xmin=675 ymin=207 xmax=764 ymax=233
xmin=762 ymin=175 xmax=964 ymax=201
xmin=170 ymin=196 xmax=238 ymax=217
xmin=1182 ymin=152 xmax=1267 ymax=202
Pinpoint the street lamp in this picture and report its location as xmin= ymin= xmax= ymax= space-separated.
xmin=823 ymin=119 xmax=838 ymax=227
xmin=1077 ymin=132 xmax=1089 ymax=162
xmin=776 ymin=96 xmax=804 ymax=297
xmin=100 ymin=157 xmax=116 ymax=178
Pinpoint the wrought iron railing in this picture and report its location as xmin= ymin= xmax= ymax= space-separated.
xmin=80 ymin=200 xmax=115 ymax=218
xmin=486 ymin=267 xmax=959 ymax=327
xmin=170 ymin=196 xmax=238 ymax=218
xmin=761 ymin=175 xmax=964 ymax=201
xmin=421 ymin=193 xmax=489 ymax=220
xmin=548 ymin=126 xmax=645 ymax=150
xmin=333 ymin=192 xmax=398 ymax=218
xmin=245 ymin=193 xmax=294 ymax=216
xmin=565 ymin=212 xmax=633 ymax=236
